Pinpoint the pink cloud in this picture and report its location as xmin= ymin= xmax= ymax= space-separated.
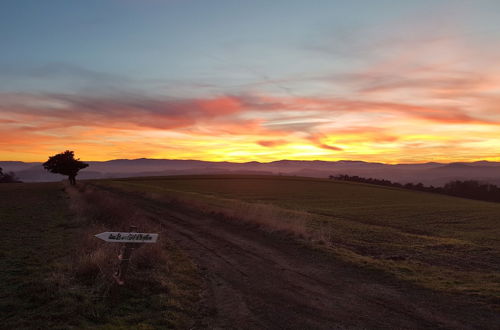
xmin=308 ymin=135 xmax=344 ymax=151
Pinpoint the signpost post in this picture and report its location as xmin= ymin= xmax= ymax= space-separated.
xmin=95 ymin=225 xmax=159 ymax=285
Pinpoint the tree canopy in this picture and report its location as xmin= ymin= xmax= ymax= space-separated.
xmin=0 ymin=167 xmax=21 ymax=183
xmin=43 ymin=150 xmax=88 ymax=185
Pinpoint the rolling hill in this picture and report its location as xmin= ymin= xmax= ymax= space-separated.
xmin=2 ymin=158 xmax=500 ymax=186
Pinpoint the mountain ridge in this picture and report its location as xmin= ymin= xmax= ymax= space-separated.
xmin=1 ymin=158 xmax=499 ymax=185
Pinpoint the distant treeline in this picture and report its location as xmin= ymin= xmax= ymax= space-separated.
xmin=0 ymin=167 xmax=21 ymax=183
xmin=331 ymin=174 xmax=500 ymax=203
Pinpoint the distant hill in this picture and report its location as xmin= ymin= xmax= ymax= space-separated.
xmin=1 ymin=158 xmax=499 ymax=186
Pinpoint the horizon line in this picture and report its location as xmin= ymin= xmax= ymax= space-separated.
xmin=1 ymin=157 xmax=499 ymax=166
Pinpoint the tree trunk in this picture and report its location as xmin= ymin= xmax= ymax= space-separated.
xmin=69 ymin=175 xmax=76 ymax=185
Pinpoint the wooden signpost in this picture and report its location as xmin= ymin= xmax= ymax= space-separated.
xmin=95 ymin=225 xmax=159 ymax=285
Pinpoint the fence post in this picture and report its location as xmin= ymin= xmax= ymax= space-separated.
xmin=114 ymin=225 xmax=137 ymax=285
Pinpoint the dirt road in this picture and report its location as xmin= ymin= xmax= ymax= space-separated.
xmin=99 ymin=185 xmax=499 ymax=329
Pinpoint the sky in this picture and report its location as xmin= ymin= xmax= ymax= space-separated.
xmin=1 ymin=0 xmax=500 ymax=163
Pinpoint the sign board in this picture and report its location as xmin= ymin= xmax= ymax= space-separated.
xmin=95 ymin=232 xmax=158 ymax=243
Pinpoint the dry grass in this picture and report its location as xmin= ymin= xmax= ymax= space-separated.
xmin=134 ymin=243 xmax=170 ymax=271
xmin=64 ymin=184 xmax=170 ymax=289
xmin=132 ymin=186 xmax=314 ymax=239
xmin=1 ymin=181 xmax=202 ymax=329
xmin=56 ymin=183 xmax=202 ymax=328
xmin=143 ymin=186 xmax=350 ymax=248
xmin=189 ymin=196 xmax=312 ymax=238
xmin=66 ymin=183 xmax=144 ymax=227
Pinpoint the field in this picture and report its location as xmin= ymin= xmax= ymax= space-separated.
xmin=0 ymin=182 xmax=202 ymax=329
xmin=97 ymin=175 xmax=500 ymax=308
xmin=2 ymin=175 xmax=499 ymax=328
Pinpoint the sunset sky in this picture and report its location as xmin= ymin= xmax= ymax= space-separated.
xmin=1 ymin=0 xmax=500 ymax=163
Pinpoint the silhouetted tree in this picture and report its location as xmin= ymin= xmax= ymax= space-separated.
xmin=43 ymin=150 xmax=88 ymax=185
xmin=0 ymin=167 xmax=21 ymax=183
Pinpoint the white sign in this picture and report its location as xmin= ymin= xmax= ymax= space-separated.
xmin=95 ymin=232 xmax=158 ymax=243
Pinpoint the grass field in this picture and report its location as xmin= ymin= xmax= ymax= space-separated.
xmin=96 ymin=175 xmax=500 ymax=309
xmin=0 ymin=182 xmax=201 ymax=329
xmin=2 ymin=175 xmax=499 ymax=327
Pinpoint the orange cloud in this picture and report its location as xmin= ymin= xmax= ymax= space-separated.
xmin=1 ymin=88 xmax=500 ymax=162
xmin=257 ymin=139 xmax=289 ymax=147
